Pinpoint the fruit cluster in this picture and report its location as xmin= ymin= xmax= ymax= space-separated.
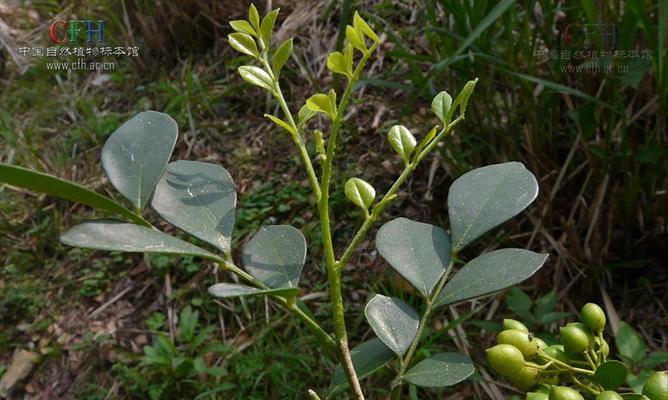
xmin=486 ymin=303 xmax=667 ymax=399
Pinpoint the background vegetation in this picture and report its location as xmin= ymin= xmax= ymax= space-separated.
xmin=0 ymin=0 xmax=665 ymax=398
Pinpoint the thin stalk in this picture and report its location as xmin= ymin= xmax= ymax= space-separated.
xmin=318 ymin=43 xmax=378 ymax=400
xmin=219 ymin=260 xmax=338 ymax=357
xmin=536 ymin=350 xmax=595 ymax=376
xmin=390 ymin=258 xmax=456 ymax=398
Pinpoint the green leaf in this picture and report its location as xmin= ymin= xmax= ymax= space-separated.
xmin=326 ymin=50 xmax=353 ymax=78
xmin=615 ymin=322 xmax=647 ymax=363
xmin=387 ymin=125 xmax=417 ymax=165
xmin=264 ymin=114 xmax=296 ymax=135
xmin=414 ymin=125 xmax=439 ymax=156
xmin=353 ymin=11 xmax=379 ymax=43
xmin=431 ymin=91 xmax=452 ymax=125
xmin=506 ymin=286 xmax=534 ymax=323
xmin=272 ymin=38 xmax=293 ymax=76
xmin=151 ymin=161 xmax=236 ymax=253
xmin=297 ymin=103 xmax=317 ymax=127
xmin=260 ymin=9 xmax=279 ymax=46
xmin=448 ymin=162 xmax=539 ymax=252
xmin=451 ymin=0 xmax=515 ymax=59
xmin=208 ymin=283 xmax=299 ymax=299
xmin=228 ymin=32 xmax=259 ymax=58
xmin=435 ymin=249 xmax=548 ymax=307
xmin=446 ymin=78 xmax=478 ymax=122
xmin=238 ymin=66 xmax=274 ymax=92
xmin=0 ymin=163 xmax=148 ymax=226
xmin=592 ymin=361 xmax=627 ymax=390
xmin=640 ymin=351 xmax=668 ymax=369
xmin=404 ymin=352 xmax=475 ymax=387
xmin=102 ymin=111 xmax=178 ymax=210
xmin=178 ymin=306 xmax=199 ymax=343
xmin=305 ymin=93 xmax=336 ymax=119
xmin=248 ymin=3 xmax=260 ymax=31
xmin=345 ymin=25 xmax=366 ymax=52
xmin=241 ymin=225 xmax=306 ymax=288
xmin=344 ymin=178 xmax=375 ymax=213
xmin=364 ymin=295 xmax=419 ymax=356
xmin=328 ymin=338 xmax=395 ymax=395
xmin=376 ymin=218 xmax=451 ymax=297
xmin=229 ymin=20 xmax=256 ymax=37
xmin=60 ymin=220 xmax=218 ymax=260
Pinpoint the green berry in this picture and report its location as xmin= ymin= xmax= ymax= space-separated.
xmin=498 ymin=329 xmax=539 ymax=359
xmin=560 ymin=325 xmax=591 ymax=354
xmin=642 ymin=371 xmax=667 ymax=400
xmin=595 ymin=336 xmax=610 ymax=358
xmin=526 ymin=392 xmax=549 ymax=400
xmin=504 ymin=318 xmax=529 ymax=333
xmin=549 ymin=386 xmax=585 ymax=400
xmin=486 ymin=344 xmax=525 ymax=376
xmin=534 ymin=337 xmax=548 ymax=351
xmin=509 ymin=366 xmax=541 ymax=391
xmin=581 ymin=303 xmax=606 ymax=332
xmin=595 ymin=391 xmax=622 ymax=400
xmin=541 ymin=374 xmax=559 ymax=385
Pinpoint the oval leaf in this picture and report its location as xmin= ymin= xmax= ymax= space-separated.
xmin=592 ymin=361 xmax=627 ymax=390
xmin=328 ymin=338 xmax=395 ymax=395
xmin=208 ymin=283 xmax=299 ymax=299
xmin=448 ymin=162 xmax=539 ymax=252
xmin=305 ymin=93 xmax=335 ymax=119
xmin=238 ymin=65 xmax=274 ymax=92
xmin=326 ymin=51 xmax=352 ymax=78
xmin=0 ymin=163 xmax=148 ymax=226
xmin=272 ymin=38 xmax=293 ymax=76
xmin=228 ymin=32 xmax=259 ymax=58
xmin=260 ymin=9 xmax=279 ymax=46
xmin=229 ymin=20 xmax=256 ymax=36
xmin=376 ymin=218 xmax=451 ymax=297
xmin=364 ymin=295 xmax=419 ymax=356
xmin=387 ymin=125 xmax=417 ymax=164
xmin=151 ymin=161 xmax=236 ymax=253
xmin=435 ymin=248 xmax=548 ymax=307
xmin=241 ymin=225 xmax=306 ymax=288
xmin=60 ymin=220 xmax=218 ymax=260
xmin=431 ymin=91 xmax=452 ymax=124
xmin=344 ymin=178 xmax=375 ymax=212
xmin=404 ymin=352 xmax=475 ymax=387
xmin=102 ymin=111 xmax=178 ymax=210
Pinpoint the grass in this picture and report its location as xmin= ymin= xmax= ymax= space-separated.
xmin=0 ymin=0 xmax=666 ymax=399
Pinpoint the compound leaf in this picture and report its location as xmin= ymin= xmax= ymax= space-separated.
xmin=242 ymin=225 xmax=306 ymax=288
xmin=376 ymin=218 xmax=451 ymax=297
xmin=102 ymin=111 xmax=178 ymax=210
xmin=448 ymin=162 xmax=539 ymax=252
xmin=151 ymin=161 xmax=236 ymax=253
xmin=364 ymin=295 xmax=419 ymax=356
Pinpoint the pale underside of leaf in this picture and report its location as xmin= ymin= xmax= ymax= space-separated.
xmin=208 ymin=283 xmax=299 ymax=299
xmin=364 ymin=294 xmax=420 ymax=356
xmin=404 ymin=352 xmax=475 ymax=387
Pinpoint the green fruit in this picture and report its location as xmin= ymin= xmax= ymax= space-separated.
xmin=595 ymin=391 xmax=623 ymax=400
xmin=486 ymin=344 xmax=525 ymax=376
xmin=498 ymin=329 xmax=539 ymax=359
xmin=510 ymin=366 xmax=541 ymax=391
xmin=527 ymin=392 xmax=549 ymax=400
xmin=534 ymin=337 xmax=548 ymax=351
xmin=549 ymin=386 xmax=585 ymax=400
xmin=595 ymin=336 xmax=610 ymax=358
xmin=544 ymin=345 xmax=568 ymax=363
xmin=504 ymin=318 xmax=529 ymax=333
xmin=541 ymin=374 xmax=559 ymax=385
xmin=642 ymin=371 xmax=667 ymax=400
xmin=581 ymin=303 xmax=606 ymax=332
xmin=560 ymin=325 xmax=591 ymax=354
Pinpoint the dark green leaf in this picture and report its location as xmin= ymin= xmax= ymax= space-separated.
xmin=102 ymin=111 xmax=178 ymax=210
xmin=592 ymin=361 xmax=627 ymax=390
xmin=364 ymin=295 xmax=419 ymax=356
xmin=448 ymin=162 xmax=539 ymax=252
xmin=640 ymin=351 xmax=668 ymax=369
xmin=0 ymin=163 xmax=148 ymax=226
xmin=328 ymin=338 xmax=395 ymax=395
xmin=152 ymin=161 xmax=236 ymax=253
xmin=435 ymin=249 xmax=548 ymax=307
xmin=506 ymin=287 xmax=534 ymax=323
xmin=404 ymin=352 xmax=474 ymax=387
xmin=208 ymin=283 xmax=299 ymax=299
xmin=376 ymin=218 xmax=451 ymax=297
xmin=616 ymin=322 xmax=647 ymax=363
xmin=60 ymin=220 xmax=219 ymax=260
xmin=241 ymin=225 xmax=306 ymax=288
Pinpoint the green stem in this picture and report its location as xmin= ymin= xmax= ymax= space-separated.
xmin=219 ymin=260 xmax=338 ymax=357
xmin=536 ymin=350 xmax=595 ymax=376
xmin=390 ymin=258 xmax=456 ymax=397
